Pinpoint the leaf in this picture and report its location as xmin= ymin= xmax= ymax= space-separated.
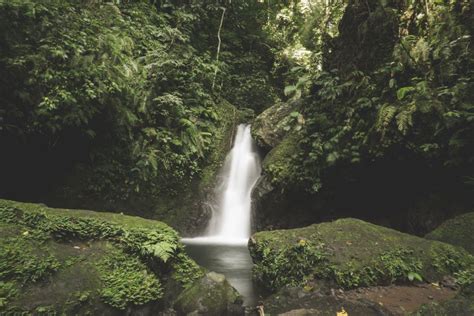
xmin=326 ymin=152 xmax=339 ymax=165
xmin=284 ymin=85 xmax=297 ymax=96
xmin=396 ymin=86 xmax=415 ymax=100
xmin=408 ymin=272 xmax=423 ymax=282
xmin=143 ymin=241 xmax=177 ymax=263
xmin=389 ymin=78 xmax=396 ymax=88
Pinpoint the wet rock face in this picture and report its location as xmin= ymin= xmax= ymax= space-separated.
xmin=425 ymin=212 xmax=474 ymax=255
xmin=173 ymin=272 xmax=244 ymax=316
xmin=251 ymin=175 xmax=324 ymax=232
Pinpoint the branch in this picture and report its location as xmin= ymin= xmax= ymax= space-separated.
xmin=212 ymin=7 xmax=226 ymax=90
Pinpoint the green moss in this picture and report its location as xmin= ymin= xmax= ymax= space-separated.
xmin=98 ymin=249 xmax=163 ymax=309
xmin=249 ymin=218 xmax=474 ymax=292
xmin=171 ymin=252 xmax=205 ymax=289
xmin=413 ymin=291 xmax=474 ymax=316
xmin=174 ymin=272 xmax=241 ymax=315
xmin=0 ymin=236 xmax=60 ymax=284
xmin=426 ymin=212 xmax=474 ymax=255
xmin=0 ymin=200 xmax=179 ymax=260
xmin=199 ymin=98 xmax=238 ymax=190
xmin=263 ymin=133 xmax=302 ymax=186
xmin=0 ymin=199 xmax=201 ymax=313
xmin=0 ymin=281 xmax=17 ymax=309
xmin=252 ymin=239 xmax=328 ymax=291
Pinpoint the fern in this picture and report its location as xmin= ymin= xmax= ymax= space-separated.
xmin=396 ymin=103 xmax=416 ymax=135
xmin=142 ymin=241 xmax=177 ymax=263
xmin=376 ymin=104 xmax=397 ymax=137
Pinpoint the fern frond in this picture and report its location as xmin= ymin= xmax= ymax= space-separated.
xmin=376 ymin=104 xmax=397 ymax=137
xmin=396 ymin=103 xmax=416 ymax=135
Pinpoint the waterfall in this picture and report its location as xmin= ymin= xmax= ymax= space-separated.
xmin=183 ymin=124 xmax=261 ymax=245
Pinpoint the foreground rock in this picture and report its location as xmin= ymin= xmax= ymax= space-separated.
xmin=259 ymin=286 xmax=393 ymax=316
xmin=0 ymin=199 xmax=238 ymax=314
xmin=425 ymin=212 xmax=474 ymax=255
xmin=174 ymin=272 xmax=243 ymax=315
xmin=413 ymin=283 xmax=474 ymax=316
xmin=249 ymin=218 xmax=474 ymax=315
xmin=249 ymin=218 xmax=474 ymax=293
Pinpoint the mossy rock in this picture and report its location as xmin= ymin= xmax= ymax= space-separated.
xmin=412 ymin=296 xmax=474 ymax=316
xmin=425 ymin=212 xmax=474 ymax=255
xmin=412 ymin=284 xmax=474 ymax=316
xmin=260 ymin=286 xmax=392 ymax=316
xmin=0 ymin=199 xmax=204 ymax=314
xmin=173 ymin=272 xmax=243 ymax=316
xmin=249 ymin=218 xmax=474 ymax=292
xmin=251 ymin=101 xmax=299 ymax=150
xmin=261 ymin=132 xmax=302 ymax=185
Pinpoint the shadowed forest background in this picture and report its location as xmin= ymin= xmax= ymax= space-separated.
xmin=0 ymin=0 xmax=473 ymax=314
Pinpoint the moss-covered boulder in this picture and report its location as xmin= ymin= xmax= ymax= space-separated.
xmin=0 ymin=199 xmax=204 ymax=314
xmin=249 ymin=218 xmax=474 ymax=293
xmin=251 ymin=101 xmax=300 ymax=150
xmin=259 ymin=286 xmax=392 ymax=316
xmin=413 ymin=284 xmax=474 ymax=316
xmin=425 ymin=212 xmax=474 ymax=255
xmin=173 ymin=272 xmax=243 ymax=315
xmin=250 ymin=131 xmax=321 ymax=231
xmin=413 ymin=295 xmax=474 ymax=316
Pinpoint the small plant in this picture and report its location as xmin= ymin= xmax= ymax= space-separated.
xmin=98 ymin=250 xmax=163 ymax=309
xmin=407 ymin=271 xmax=423 ymax=282
xmin=252 ymin=239 xmax=328 ymax=292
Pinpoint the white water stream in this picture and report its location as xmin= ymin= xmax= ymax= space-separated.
xmin=182 ymin=124 xmax=262 ymax=305
xmin=183 ymin=124 xmax=261 ymax=244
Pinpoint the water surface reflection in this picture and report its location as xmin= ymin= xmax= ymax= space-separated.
xmin=184 ymin=242 xmax=261 ymax=306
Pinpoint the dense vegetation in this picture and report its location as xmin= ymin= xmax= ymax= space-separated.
xmin=0 ymin=0 xmax=276 ymax=213
xmin=1 ymin=0 xmax=473 ymax=314
xmin=2 ymin=0 xmax=471 ymax=231
xmin=252 ymin=0 xmax=474 ymax=233
xmin=270 ymin=0 xmax=474 ymax=193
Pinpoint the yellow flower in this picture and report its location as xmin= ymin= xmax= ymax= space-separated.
xmin=298 ymin=239 xmax=307 ymax=246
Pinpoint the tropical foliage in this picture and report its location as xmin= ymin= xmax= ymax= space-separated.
xmin=0 ymin=0 xmax=276 ymax=204
xmin=265 ymin=0 xmax=474 ymax=195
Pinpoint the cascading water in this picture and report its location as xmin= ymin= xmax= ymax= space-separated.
xmin=184 ymin=124 xmax=261 ymax=244
xmin=182 ymin=124 xmax=261 ymax=305
xmin=207 ymin=124 xmax=261 ymax=241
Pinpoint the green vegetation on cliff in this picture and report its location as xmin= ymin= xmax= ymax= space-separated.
xmin=264 ymin=0 xmax=474 ymax=194
xmin=251 ymin=0 xmax=474 ymax=234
